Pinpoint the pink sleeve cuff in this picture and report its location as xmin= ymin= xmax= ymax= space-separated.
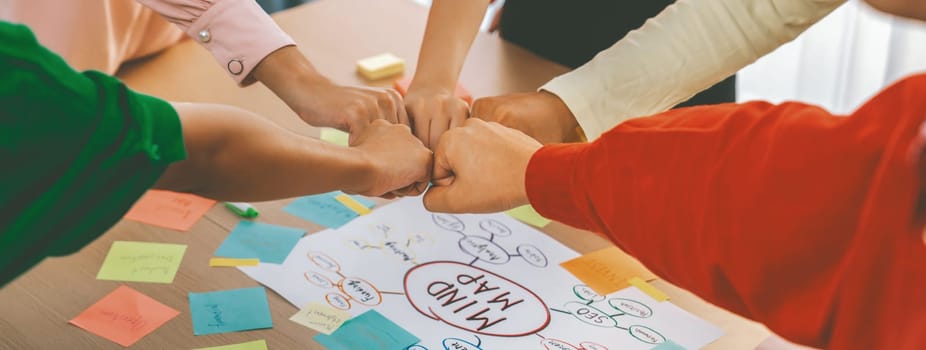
xmin=140 ymin=0 xmax=295 ymax=85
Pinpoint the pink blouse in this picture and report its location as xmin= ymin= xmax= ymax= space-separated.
xmin=0 ymin=0 xmax=294 ymax=85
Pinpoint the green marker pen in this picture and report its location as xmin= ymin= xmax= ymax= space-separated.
xmin=224 ymin=202 xmax=259 ymax=218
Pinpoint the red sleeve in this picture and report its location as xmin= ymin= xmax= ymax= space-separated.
xmin=526 ymin=75 xmax=926 ymax=348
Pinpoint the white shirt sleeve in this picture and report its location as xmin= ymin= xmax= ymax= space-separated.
xmin=542 ymin=0 xmax=847 ymax=140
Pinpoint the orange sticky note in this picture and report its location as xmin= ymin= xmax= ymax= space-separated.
xmin=560 ymin=246 xmax=657 ymax=295
xmin=393 ymin=77 xmax=473 ymax=105
xmin=124 ymin=190 xmax=216 ymax=231
xmin=69 ymin=285 xmax=180 ymax=347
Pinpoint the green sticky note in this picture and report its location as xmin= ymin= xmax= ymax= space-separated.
xmin=314 ymin=310 xmax=419 ymax=350
xmin=506 ymin=205 xmax=552 ymax=228
xmin=194 ymin=339 xmax=268 ymax=350
xmin=96 ymin=241 xmax=187 ymax=283
xmin=320 ymin=128 xmax=349 ymax=146
xmin=651 ymin=340 xmax=686 ymax=350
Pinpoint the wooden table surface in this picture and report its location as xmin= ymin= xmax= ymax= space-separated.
xmin=0 ymin=0 xmax=771 ymax=348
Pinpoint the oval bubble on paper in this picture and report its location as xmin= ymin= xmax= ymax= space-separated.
xmin=325 ymin=292 xmax=351 ymax=310
xmin=517 ymin=244 xmax=548 ymax=267
xmin=478 ymin=219 xmax=512 ymax=237
xmin=308 ymin=251 xmax=340 ymax=272
xmin=432 ymin=213 xmax=465 ymax=232
xmin=404 ymin=261 xmax=550 ymax=336
xmin=628 ymin=325 xmax=666 ymax=344
xmin=608 ymin=298 xmax=653 ymax=318
xmin=339 ymin=277 xmax=382 ymax=306
xmin=541 ymin=338 xmax=581 ymax=350
xmin=563 ymin=301 xmax=618 ymax=328
xmin=458 ymin=236 xmax=510 ymax=264
xmin=573 ymin=285 xmax=604 ymax=303
xmin=579 ymin=341 xmax=609 ymax=350
xmin=442 ymin=337 xmax=482 ymax=350
xmin=304 ymin=271 xmax=334 ymax=288
xmin=407 ymin=346 xmax=429 ymax=350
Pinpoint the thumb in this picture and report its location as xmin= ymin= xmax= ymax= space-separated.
xmin=423 ymin=182 xmax=459 ymax=213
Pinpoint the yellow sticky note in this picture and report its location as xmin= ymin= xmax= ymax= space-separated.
xmin=320 ymin=128 xmax=349 ymax=146
xmin=289 ymin=301 xmax=352 ymax=335
xmin=194 ymin=339 xmax=268 ymax=350
xmin=506 ymin=205 xmax=551 ymax=227
xmin=560 ymin=246 xmax=657 ymax=295
xmin=335 ymin=194 xmax=372 ymax=215
xmin=629 ymin=276 xmax=669 ymax=302
xmin=96 ymin=241 xmax=187 ymax=283
xmin=209 ymin=257 xmax=260 ymax=267
xmin=356 ymin=53 xmax=405 ymax=80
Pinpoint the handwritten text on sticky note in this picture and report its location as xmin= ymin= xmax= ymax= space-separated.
xmin=96 ymin=241 xmax=187 ymax=283
xmin=560 ymin=246 xmax=657 ymax=295
xmin=284 ymin=192 xmax=362 ymax=228
xmin=290 ymin=301 xmax=351 ymax=334
xmin=69 ymin=286 xmax=179 ymax=347
xmin=314 ymin=309 xmax=419 ymax=350
xmin=189 ymin=287 xmax=273 ymax=335
xmin=214 ymin=221 xmax=304 ymax=264
xmin=124 ymin=190 xmax=216 ymax=231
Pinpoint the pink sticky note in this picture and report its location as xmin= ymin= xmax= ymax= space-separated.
xmin=70 ymin=286 xmax=180 ymax=347
xmin=393 ymin=77 xmax=473 ymax=105
xmin=124 ymin=190 xmax=216 ymax=231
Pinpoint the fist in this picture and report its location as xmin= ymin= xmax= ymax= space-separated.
xmin=350 ymin=120 xmax=432 ymax=197
xmin=471 ymin=91 xmax=582 ymax=144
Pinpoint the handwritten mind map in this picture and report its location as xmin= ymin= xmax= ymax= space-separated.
xmin=240 ymin=198 xmax=723 ymax=349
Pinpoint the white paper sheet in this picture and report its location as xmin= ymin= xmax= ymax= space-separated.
xmin=241 ymin=198 xmax=723 ymax=349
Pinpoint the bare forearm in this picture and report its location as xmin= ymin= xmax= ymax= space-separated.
xmin=155 ymin=103 xmax=370 ymax=201
xmin=411 ymin=0 xmax=490 ymax=90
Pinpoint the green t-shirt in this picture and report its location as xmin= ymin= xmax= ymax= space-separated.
xmin=0 ymin=22 xmax=187 ymax=286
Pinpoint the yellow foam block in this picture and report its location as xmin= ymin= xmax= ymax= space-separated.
xmin=209 ymin=257 xmax=260 ymax=267
xmin=628 ymin=276 xmax=670 ymax=302
xmin=335 ymin=194 xmax=372 ymax=215
xmin=356 ymin=53 xmax=405 ymax=80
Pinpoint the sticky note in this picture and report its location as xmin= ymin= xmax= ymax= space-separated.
xmin=124 ymin=190 xmax=216 ymax=231
xmin=629 ymin=277 xmax=670 ymax=302
xmin=335 ymin=194 xmax=372 ymax=215
xmin=194 ymin=340 xmax=268 ymax=350
xmin=320 ymin=128 xmax=349 ymax=146
xmin=96 ymin=241 xmax=187 ymax=283
xmin=209 ymin=257 xmax=260 ymax=267
xmin=70 ymin=286 xmax=179 ymax=347
xmin=290 ymin=301 xmax=352 ymax=335
xmin=560 ymin=246 xmax=657 ymax=295
xmin=214 ymin=221 xmax=304 ymax=264
xmin=189 ymin=287 xmax=273 ymax=335
xmin=651 ymin=340 xmax=686 ymax=349
xmin=356 ymin=53 xmax=405 ymax=80
xmin=506 ymin=205 xmax=552 ymax=228
xmin=393 ymin=76 xmax=473 ymax=105
xmin=314 ymin=310 xmax=419 ymax=350
xmin=284 ymin=192 xmax=371 ymax=228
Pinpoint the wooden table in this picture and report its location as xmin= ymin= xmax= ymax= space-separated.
xmin=0 ymin=0 xmax=771 ymax=348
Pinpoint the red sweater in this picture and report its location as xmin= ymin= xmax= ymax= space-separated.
xmin=527 ymin=74 xmax=926 ymax=349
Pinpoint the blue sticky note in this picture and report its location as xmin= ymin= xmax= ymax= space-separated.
xmin=284 ymin=192 xmax=360 ymax=228
xmin=214 ymin=221 xmax=304 ymax=264
xmin=651 ymin=340 xmax=686 ymax=350
xmin=314 ymin=310 xmax=419 ymax=350
xmin=189 ymin=287 xmax=273 ymax=335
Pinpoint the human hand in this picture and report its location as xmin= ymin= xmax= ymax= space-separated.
xmin=253 ymin=46 xmax=408 ymax=142
xmin=424 ymin=118 xmax=542 ymax=213
xmin=405 ymin=85 xmax=470 ymax=149
xmin=471 ymin=91 xmax=582 ymax=144
xmin=348 ymin=120 xmax=432 ymax=197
